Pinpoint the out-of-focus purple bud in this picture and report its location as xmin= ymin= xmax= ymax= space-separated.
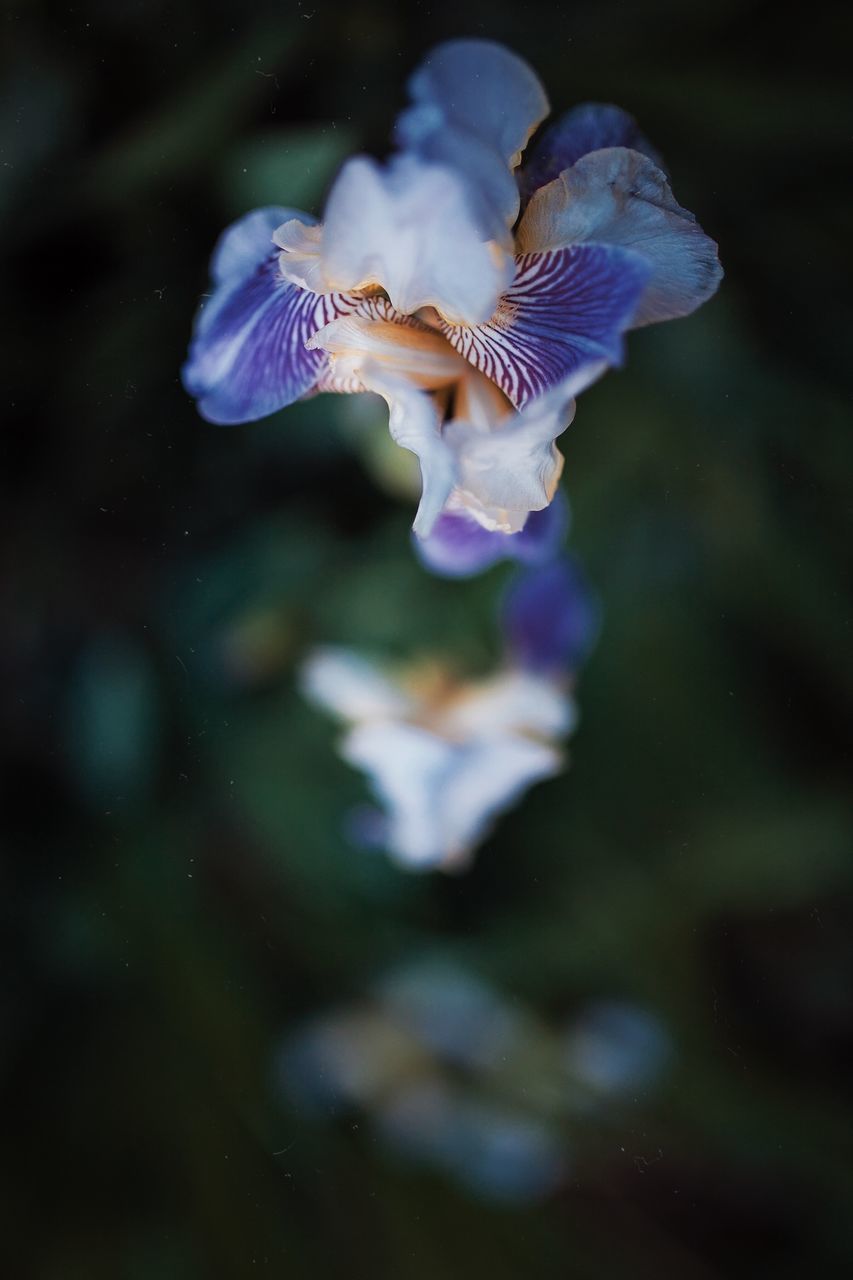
xmin=502 ymin=557 xmax=599 ymax=676
xmin=414 ymin=492 xmax=569 ymax=579
xmin=564 ymin=1001 xmax=672 ymax=1094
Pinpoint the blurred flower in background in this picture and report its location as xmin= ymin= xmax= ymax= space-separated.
xmin=183 ymin=38 xmax=721 ymax=556
xmin=278 ymin=955 xmax=671 ymax=1204
xmin=301 ymin=555 xmax=595 ymax=869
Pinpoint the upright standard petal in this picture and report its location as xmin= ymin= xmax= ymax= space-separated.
xmin=502 ymin=559 xmax=599 ymax=676
xmin=182 ymin=206 xmax=354 ymax=425
xmin=277 ymin=155 xmax=514 ymax=326
xmin=520 ymin=103 xmax=664 ymax=198
xmin=516 ymin=148 xmax=723 ymax=327
xmin=396 ymin=40 xmax=549 ymax=240
xmin=440 ymin=243 xmax=652 ymax=408
xmin=414 ymin=494 xmax=569 ymax=579
xmin=399 ymin=39 xmax=549 ymax=172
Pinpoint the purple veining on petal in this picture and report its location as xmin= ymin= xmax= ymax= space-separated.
xmin=502 ymin=558 xmax=599 ymax=676
xmin=414 ymin=493 xmax=569 ymax=579
xmin=442 ymin=244 xmax=651 ymax=409
xmin=182 ymin=206 xmax=355 ymax=425
xmin=520 ymin=103 xmax=664 ymax=199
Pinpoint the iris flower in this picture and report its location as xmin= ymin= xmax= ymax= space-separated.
xmin=300 ymin=558 xmax=596 ymax=870
xmin=184 ymin=40 xmax=722 ymax=572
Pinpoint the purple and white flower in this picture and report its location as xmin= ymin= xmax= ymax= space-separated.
xmin=300 ymin=556 xmax=595 ymax=871
xmin=184 ymin=40 xmax=722 ymax=568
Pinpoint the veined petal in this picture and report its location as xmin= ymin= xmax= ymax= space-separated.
xmin=301 ymin=647 xmax=416 ymax=722
xmin=414 ymin=493 xmax=569 ymax=579
xmin=520 ymin=103 xmax=664 ymax=199
xmin=182 ymin=206 xmax=355 ymax=424
xmin=307 ymin=306 xmax=465 ymax=389
xmin=440 ymin=244 xmax=652 ymax=408
xmin=282 ymin=155 xmax=513 ymax=325
xmin=502 ymin=559 xmax=599 ymax=676
xmin=396 ymin=40 xmax=549 ymax=241
xmin=516 ymin=148 xmax=723 ymax=327
xmin=442 ymin=376 xmax=587 ymax=533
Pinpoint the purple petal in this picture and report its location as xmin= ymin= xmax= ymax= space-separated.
xmin=502 ymin=558 xmax=599 ymax=675
xmin=441 ymin=244 xmax=651 ymax=408
xmin=414 ymin=494 xmax=569 ymax=579
xmin=182 ymin=206 xmax=353 ymax=425
xmin=521 ymin=103 xmax=664 ymax=198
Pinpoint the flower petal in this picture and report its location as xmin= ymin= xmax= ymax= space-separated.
xmin=279 ymin=155 xmax=514 ymax=326
xmin=342 ymin=721 xmax=561 ymax=869
xmin=182 ymin=206 xmax=355 ymax=424
xmin=516 ymin=148 xmax=723 ymax=327
xmin=441 ymin=376 xmax=583 ymax=534
xmin=398 ymin=38 xmax=549 ymax=175
xmin=301 ymin=647 xmax=416 ymax=722
xmin=440 ymin=243 xmax=652 ymax=408
xmin=520 ymin=103 xmax=664 ymax=198
xmin=439 ymin=671 xmax=575 ymax=741
xmin=414 ymin=493 xmax=569 ymax=579
xmin=396 ymin=42 xmax=547 ymax=242
xmin=502 ymin=559 xmax=599 ymax=676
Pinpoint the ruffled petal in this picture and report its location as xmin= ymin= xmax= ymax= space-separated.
xmin=414 ymin=492 xmax=569 ymax=579
xmin=516 ymin=148 xmax=723 ymax=327
xmin=441 ymin=375 xmax=588 ymax=533
xmin=440 ymin=243 xmax=652 ymax=408
xmin=520 ymin=103 xmax=664 ymax=199
xmin=399 ymin=39 xmax=549 ymax=172
xmin=395 ymin=40 xmax=549 ymax=240
xmin=306 ymin=304 xmax=462 ymax=536
xmin=278 ymin=155 xmax=514 ymax=326
xmin=502 ymin=559 xmax=599 ymax=676
xmin=182 ymin=206 xmax=355 ymax=425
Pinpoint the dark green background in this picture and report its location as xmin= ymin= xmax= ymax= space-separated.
xmin=3 ymin=0 xmax=852 ymax=1275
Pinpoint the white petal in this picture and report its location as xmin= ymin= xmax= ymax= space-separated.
xmin=301 ymin=648 xmax=415 ymax=722
xmin=307 ymin=309 xmax=461 ymax=536
xmin=438 ymin=672 xmax=575 ymax=742
xmin=442 ymin=372 xmax=598 ymax=533
xmin=342 ymin=722 xmax=561 ymax=870
xmin=341 ymin=721 xmax=459 ymax=868
xmin=515 ymin=147 xmax=723 ymax=327
xmin=294 ymin=155 xmax=514 ymax=325
xmin=272 ymin=218 xmax=327 ymax=293
xmin=364 ymin=364 xmax=457 ymax=537
xmin=438 ymin=736 xmax=562 ymax=868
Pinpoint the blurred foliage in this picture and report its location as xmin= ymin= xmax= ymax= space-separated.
xmin=1 ymin=0 xmax=852 ymax=1277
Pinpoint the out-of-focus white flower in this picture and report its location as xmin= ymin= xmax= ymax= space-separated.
xmin=302 ymin=646 xmax=573 ymax=871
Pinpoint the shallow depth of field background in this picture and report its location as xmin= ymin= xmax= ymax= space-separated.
xmin=3 ymin=1 xmax=852 ymax=1276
